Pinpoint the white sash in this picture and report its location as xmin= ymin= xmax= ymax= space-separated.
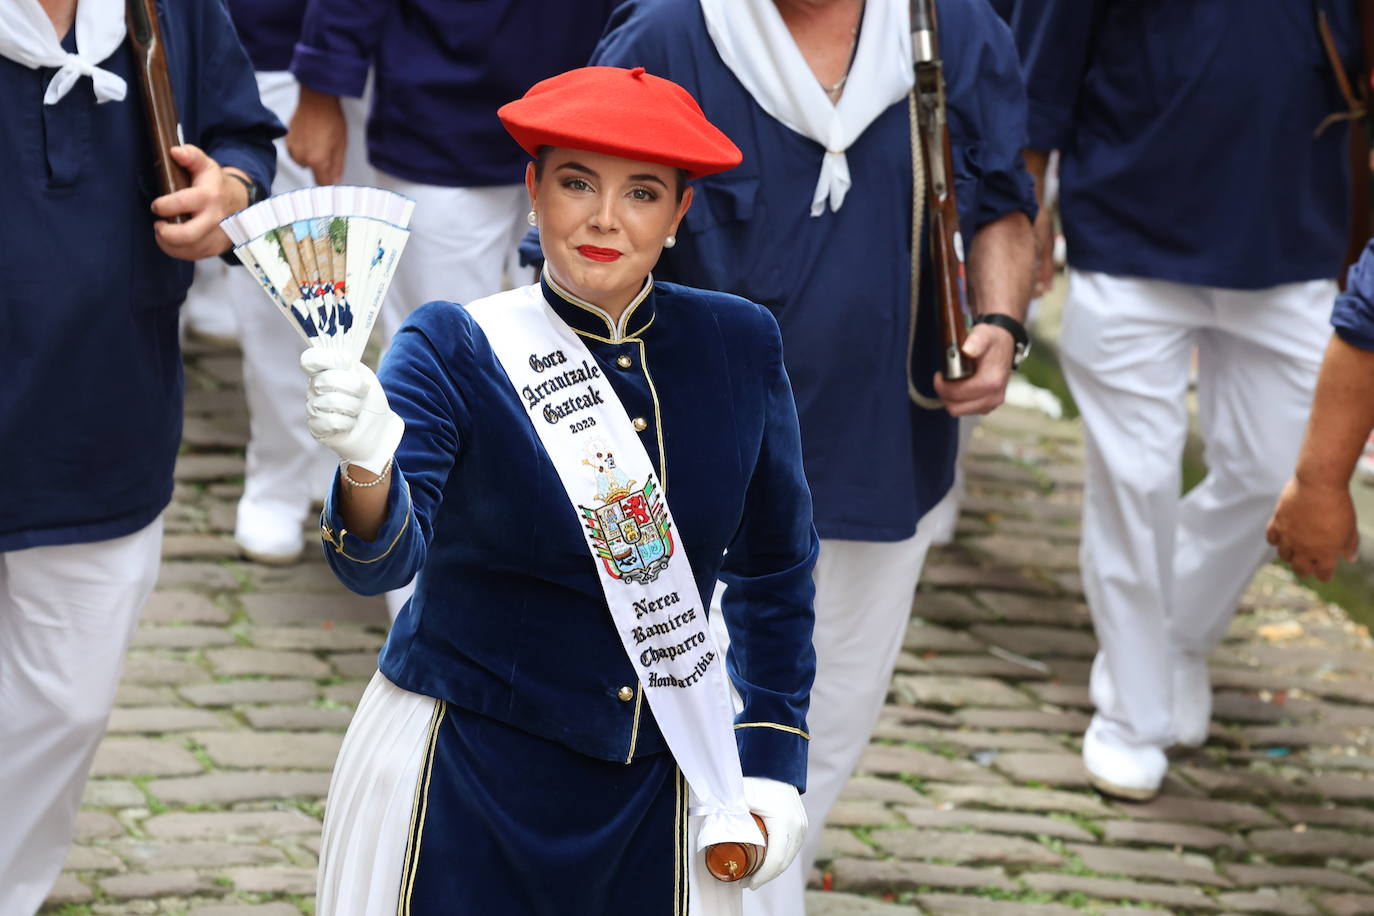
xmin=0 ymin=0 xmax=127 ymax=105
xmin=465 ymin=281 xmax=760 ymax=915
xmin=699 ymin=0 xmax=912 ymax=216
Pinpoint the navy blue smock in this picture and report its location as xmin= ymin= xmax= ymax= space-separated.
xmin=1014 ymin=0 xmax=1362 ymax=290
xmin=1 ymin=2 xmax=281 ymax=552
xmin=584 ymin=0 xmax=1037 ymax=540
xmin=321 ymin=279 xmax=819 ymax=787
xmin=226 ymin=0 xmax=307 ymax=72
xmin=290 ymin=0 xmax=625 ymax=187
xmin=1334 ymin=239 xmax=1374 ymax=352
xmin=988 ymin=0 xmax=1016 ymax=23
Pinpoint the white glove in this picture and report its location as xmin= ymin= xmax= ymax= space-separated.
xmin=300 ymin=347 xmax=405 ymax=475
xmin=742 ymin=776 xmax=807 ymax=890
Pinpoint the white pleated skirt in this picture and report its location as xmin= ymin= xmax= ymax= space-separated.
xmin=316 ymin=671 xmax=441 ymax=916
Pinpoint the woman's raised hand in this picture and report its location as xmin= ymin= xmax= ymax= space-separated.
xmin=300 ymin=347 xmax=405 ymax=475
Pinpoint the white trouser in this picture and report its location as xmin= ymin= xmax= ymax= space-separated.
xmin=373 ymin=177 xmax=530 ymax=347
xmin=371 ymin=177 xmax=528 ymax=618
xmin=741 ymin=491 xmax=956 ymax=916
xmin=0 ymin=519 xmax=163 ymax=916
xmin=1059 ymin=269 xmax=1332 ymax=749
xmin=185 ymin=73 xmax=372 ymax=540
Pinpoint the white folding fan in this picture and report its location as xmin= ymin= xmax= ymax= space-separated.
xmin=219 ymin=185 xmax=416 ymax=363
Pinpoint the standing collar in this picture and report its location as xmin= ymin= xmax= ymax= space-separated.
xmin=541 ymin=268 xmax=656 ymax=342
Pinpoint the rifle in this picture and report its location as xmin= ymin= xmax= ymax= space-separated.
xmin=126 ymin=0 xmax=190 ymax=223
xmin=911 ymin=0 xmax=974 ymax=380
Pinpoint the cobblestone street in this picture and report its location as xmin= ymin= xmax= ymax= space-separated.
xmin=42 ymin=337 xmax=1374 ymax=915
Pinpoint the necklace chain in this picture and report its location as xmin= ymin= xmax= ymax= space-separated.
xmin=822 ymin=13 xmax=863 ymax=100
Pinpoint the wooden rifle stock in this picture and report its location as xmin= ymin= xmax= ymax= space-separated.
xmin=126 ymin=0 xmax=190 ymax=223
xmin=911 ymin=0 xmax=974 ymax=381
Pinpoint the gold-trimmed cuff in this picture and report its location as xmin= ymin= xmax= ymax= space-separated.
xmin=320 ymin=480 xmax=414 ymax=564
xmin=734 ymin=722 xmax=811 ymax=740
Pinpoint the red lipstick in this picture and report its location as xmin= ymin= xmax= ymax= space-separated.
xmin=578 ymin=245 xmax=623 ymax=262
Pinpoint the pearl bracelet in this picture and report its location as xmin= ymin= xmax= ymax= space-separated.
xmin=341 ymin=458 xmax=393 ymax=488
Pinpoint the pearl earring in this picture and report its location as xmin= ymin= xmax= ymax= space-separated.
xmin=526 ymin=210 xmax=538 ymax=226
xmin=664 ymin=235 xmax=677 ymax=248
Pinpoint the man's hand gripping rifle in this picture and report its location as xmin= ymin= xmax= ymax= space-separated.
xmin=911 ymin=0 xmax=974 ymax=381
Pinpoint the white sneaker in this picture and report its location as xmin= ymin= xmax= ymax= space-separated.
xmin=235 ymin=500 xmax=305 ymax=565
xmin=1082 ymin=717 xmax=1167 ymax=802
xmin=1092 ymin=653 xmax=1211 ymax=750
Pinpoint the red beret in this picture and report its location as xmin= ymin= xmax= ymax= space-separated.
xmin=498 ymin=66 xmax=742 ymax=181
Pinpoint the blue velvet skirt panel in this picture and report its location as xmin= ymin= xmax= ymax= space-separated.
xmin=403 ymin=702 xmax=690 ymax=915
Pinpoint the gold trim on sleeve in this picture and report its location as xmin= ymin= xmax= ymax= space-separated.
xmin=733 ymin=722 xmax=811 ymax=740
xmin=321 ymin=482 xmax=414 ymax=564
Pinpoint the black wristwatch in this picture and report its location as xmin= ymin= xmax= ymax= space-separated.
xmin=225 ymin=171 xmax=260 ymax=208
xmin=974 ymin=313 xmax=1031 ymax=370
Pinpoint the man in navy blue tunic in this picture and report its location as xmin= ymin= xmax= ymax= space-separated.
xmin=0 ymin=1 xmax=278 ymax=909
xmin=1015 ymin=1 xmax=1363 ymax=800
xmin=584 ymin=1 xmax=1038 ymax=911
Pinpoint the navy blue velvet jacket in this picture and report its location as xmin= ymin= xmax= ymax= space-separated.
xmin=322 ymin=279 xmax=819 ymax=789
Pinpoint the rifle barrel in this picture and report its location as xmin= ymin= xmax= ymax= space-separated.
xmin=910 ymin=0 xmax=935 ymax=62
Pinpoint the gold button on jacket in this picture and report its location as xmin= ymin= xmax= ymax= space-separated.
xmin=616 ymin=354 xmax=633 ymax=369
xmin=632 ymin=417 xmax=648 ymax=431
xmin=617 ymin=686 xmax=635 ymax=702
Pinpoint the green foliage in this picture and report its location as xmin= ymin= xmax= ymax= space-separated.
xmin=185 ymin=738 xmax=215 ymax=771
xmin=269 ymin=228 xmax=289 ymax=265
xmin=1048 ymin=811 xmax=1105 ymax=840
xmin=328 ymin=217 xmax=348 ymax=253
xmin=130 ymin=776 xmax=169 ymax=816
xmin=1018 ymin=341 xmax=1079 ymax=419
xmin=291 ymin=799 xmax=325 ymax=819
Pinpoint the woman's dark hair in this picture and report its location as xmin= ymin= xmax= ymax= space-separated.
xmin=534 ymin=146 xmax=688 ymax=201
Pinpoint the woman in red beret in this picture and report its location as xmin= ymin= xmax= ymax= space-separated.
xmin=300 ymin=67 xmax=819 ymax=915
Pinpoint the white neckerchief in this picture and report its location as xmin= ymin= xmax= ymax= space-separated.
xmin=699 ymin=0 xmax=912 ymax=216
xmin=0 ymin=0 xmax=127 ymax=105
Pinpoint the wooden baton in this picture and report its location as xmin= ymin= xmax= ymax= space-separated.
xmin=704 ymin=813 xmax=768 ymax=883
